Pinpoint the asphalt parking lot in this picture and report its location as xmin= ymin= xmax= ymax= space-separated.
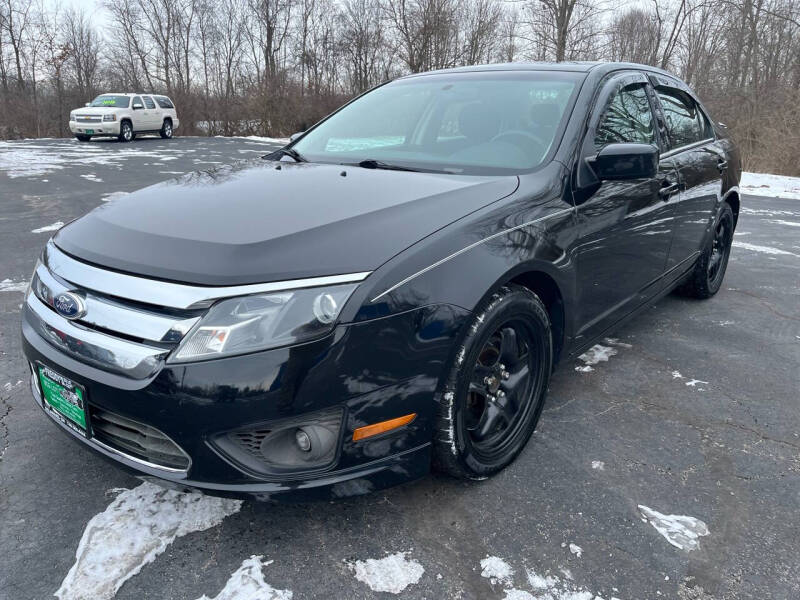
xmin=1 ymin=136 xmax=798 ymax=600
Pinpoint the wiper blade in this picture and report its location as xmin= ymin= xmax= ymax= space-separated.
xmin=355 ymin=159 xmax=418 ymax=172
xmin=271 ymin=147 xmax=306 ymax=162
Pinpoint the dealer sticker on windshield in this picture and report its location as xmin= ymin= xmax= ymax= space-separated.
xmin=38 ymin=365 xmax=87 ymax=435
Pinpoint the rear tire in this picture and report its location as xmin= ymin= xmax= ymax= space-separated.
xmin=160 ymin=119 xmax=173 ymax=139
xmin=75 ymin=135 xmax=91 ymax=142
xmin=118 ymin=120 xmax=133 ymax=143
xmin=432 ymin=285 xmax=552 ymax=479
xmin=676 ymin=203 xmax=734 ymax=299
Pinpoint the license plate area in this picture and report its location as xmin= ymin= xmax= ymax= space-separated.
xmin=85 ymin=129 xmax=94 ymax=134
xmin=37 ymin=363 xmax=89 ymax=437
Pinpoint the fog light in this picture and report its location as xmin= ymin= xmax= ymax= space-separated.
xmin=295 ymin=428 xmax=312 ymax=452
xmin=214 ymin=407 xmax=344 ymax=476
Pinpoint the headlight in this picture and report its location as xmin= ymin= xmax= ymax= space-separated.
xmin=70 ymin=112 xmax=76 ymax=121
xmin=170 ymin=284 xmax=358 ymax=362
xmin=103 ymin=114 xmax=116 ymax=122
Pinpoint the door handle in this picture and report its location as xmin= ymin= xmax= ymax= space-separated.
xmin=659 ymin=182 xmax=680 ymax=200
xmin=717 ymin=160 xmax=728 ymax=171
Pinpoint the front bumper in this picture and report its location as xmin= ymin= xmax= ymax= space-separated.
xmin=69 ymin=120 xmax=121 ymax=135
xmin=22 ymin=297 xmax=467 ymax=500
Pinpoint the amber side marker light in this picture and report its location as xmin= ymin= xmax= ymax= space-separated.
xmin=352 ymin=413 xmax=417 ymax=442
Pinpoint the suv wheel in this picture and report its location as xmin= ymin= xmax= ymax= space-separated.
xmin=160 ymin=119 xmax=173 ymax=139
xmin=118 ymin=120 xmax=133 ymax=143
xmin=433 ymin=285 xmax=553 ymax=479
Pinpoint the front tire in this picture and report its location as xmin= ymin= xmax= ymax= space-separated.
xmin=676 ymin=203 xmax=734 ymax=299
xmin=433 ymin=285 xmax=552 ymax=479
xmin=118 ymin=120 xmax=133 ymax=143
xmin=160 ymin=119 xmax=173 ymax=139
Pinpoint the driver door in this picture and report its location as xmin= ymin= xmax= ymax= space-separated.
xmin=572 ymin=72 xmax=679 ymax=345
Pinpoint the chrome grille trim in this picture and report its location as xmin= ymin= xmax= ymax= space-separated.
xmin=45 ymin=241 xmax=371 ymax=310
xmin=24 ymin=292 xmax=168 ymax=379
xmin=35 ymin=261 xmax=199 ymax=343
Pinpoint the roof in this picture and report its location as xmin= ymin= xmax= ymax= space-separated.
xmin=402 ymin=61 xmax=679 ymax=80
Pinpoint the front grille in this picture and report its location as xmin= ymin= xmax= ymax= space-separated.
xmin=90 ymin=406 xmax=190 ymax=470
xmin=77 ymin=116 xmax=102 ymax=123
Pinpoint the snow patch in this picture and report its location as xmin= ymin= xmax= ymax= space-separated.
xmin=671 ymin=370 xmax=683 ymax=379
xmin=685 ymin=379 xmax=708 ymax=387
xmin=768 ymin=219 xmax=800 ymax=227
xmin=740 ymin=172 xmax=800 ymax=200
xmin=31 ymin=221 xmax=65 ymax=233
xmin=196 ymin=556 xmax=292 ymax=600
xmin=55 ymin=482 xmax=242 ymax=600
xmin=0 ymin=279 xmax=27 ymax=292
xmin=733 ymin=241 xmax=798 ymax=257
xmin=568 ymin=543 xmax=583 ymax=558
xmin=591 ymin=460 xmax=605 ymax=470
xmin=575 ymin=344 xmax=617 ymax=372
xmin=638 ymin=504 xmax=709 ymax=551
xmin=350 ymin=552 xmax=424 ymax=594
xmin=3 ymin=380 xmax=22 ymax=391
xmin=80 ymin=173 xmax=103 ymax=182
xmin=480 ymin=555 xmax=514 ymax=585
xmin=526 ymin=568 xmax=609 ymax=599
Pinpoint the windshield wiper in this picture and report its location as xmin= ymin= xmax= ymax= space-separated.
xmin=354 ymin=159 xmax=419 ymax=172
xmin=271 ymin=147 xmax=306 ymax=162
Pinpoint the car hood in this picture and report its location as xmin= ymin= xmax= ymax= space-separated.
xmin=73 ymin=106 xmax=126 ymax=114
xmin=54 ymin=160 xmax=519 ymax=285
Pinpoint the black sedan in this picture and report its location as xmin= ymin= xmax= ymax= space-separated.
xmin=21 ymin=61 xmax=740 ymax=499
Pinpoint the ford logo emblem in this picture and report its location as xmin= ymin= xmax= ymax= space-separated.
xmin=54 ymin=292 xmax=86 ymax=320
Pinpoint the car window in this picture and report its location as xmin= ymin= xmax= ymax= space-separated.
xmin=155 ymin=96 xmax=174 ymax=109
xmin=143 ymin=96 xmax=156 ymax=109
xmin=132 ymin=96 xmax=142 ymax=108
xmin=89 ymin=95 xmax=130 ymax=108
xmin=594 ymin=83 xmax=655 ymax=149
xmin=655 ymin=87 xmax=711 ymax=149
xmin=292 ymin=71 xmax=582 ymax=175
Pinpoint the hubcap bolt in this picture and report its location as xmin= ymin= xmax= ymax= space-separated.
xmin=497 ymin=390 xmax=505 ymax=398
xmin=501 ymin=370 xmax=510 ymax=380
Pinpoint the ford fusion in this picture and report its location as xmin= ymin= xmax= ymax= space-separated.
xmin=22 ymin=62 xmax=740 ymax=499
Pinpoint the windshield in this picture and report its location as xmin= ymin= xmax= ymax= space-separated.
xmin=89 ymin=95 xmax=130 ymax=108
xmin=292 ymin=71 xmax=583 ymax=175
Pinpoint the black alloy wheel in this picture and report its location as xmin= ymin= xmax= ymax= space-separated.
xmin=433 ymin=285 xmax=552 ymax=479
xmin=677 ymin=202 xmax=735 ymax=299
xmin=707 ymin=209 xmax=733 ymax=289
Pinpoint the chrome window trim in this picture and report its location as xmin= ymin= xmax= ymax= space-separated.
xmin=371 ymin=207 xmax=575 ymax=302
xmin=660 ymin=137 xmax=715 ymax=159
xmin=24 ymin=291 xmax=168 ymax=379
xmin=45 ymin=242 xmax=371 ymax=310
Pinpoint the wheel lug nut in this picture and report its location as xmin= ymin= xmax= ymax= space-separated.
xmin=497 ymin=390 xmax=505 ymax=398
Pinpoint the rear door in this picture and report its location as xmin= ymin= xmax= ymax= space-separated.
xmin=572 ymin=72 xmax=679 ymax=343
xmin=650 ymin=77 xmax=723 ymax=271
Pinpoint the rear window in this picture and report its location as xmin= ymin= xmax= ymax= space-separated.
xmin=154 ymin=96 xmax=174 ymax=109
xmin=89 ymin=95 xmax=130 ymax=108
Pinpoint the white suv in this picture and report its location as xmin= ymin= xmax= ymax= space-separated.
xmin=69 ymin=93 xmax=180 ymax=142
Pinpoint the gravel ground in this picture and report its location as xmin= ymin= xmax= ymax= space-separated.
xmin=1 ymin=136 xmax=798 ymax=600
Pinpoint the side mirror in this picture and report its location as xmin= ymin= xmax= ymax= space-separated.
xmin=84 ymin=102 xmax=90 ymax=107
xmin=133 ymin=103 xmax=143 ymax=110
xmin=289 ymin=131 xmax=304 ymax=142
xmin=589 ymin=143 xmax=659 ymax=180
